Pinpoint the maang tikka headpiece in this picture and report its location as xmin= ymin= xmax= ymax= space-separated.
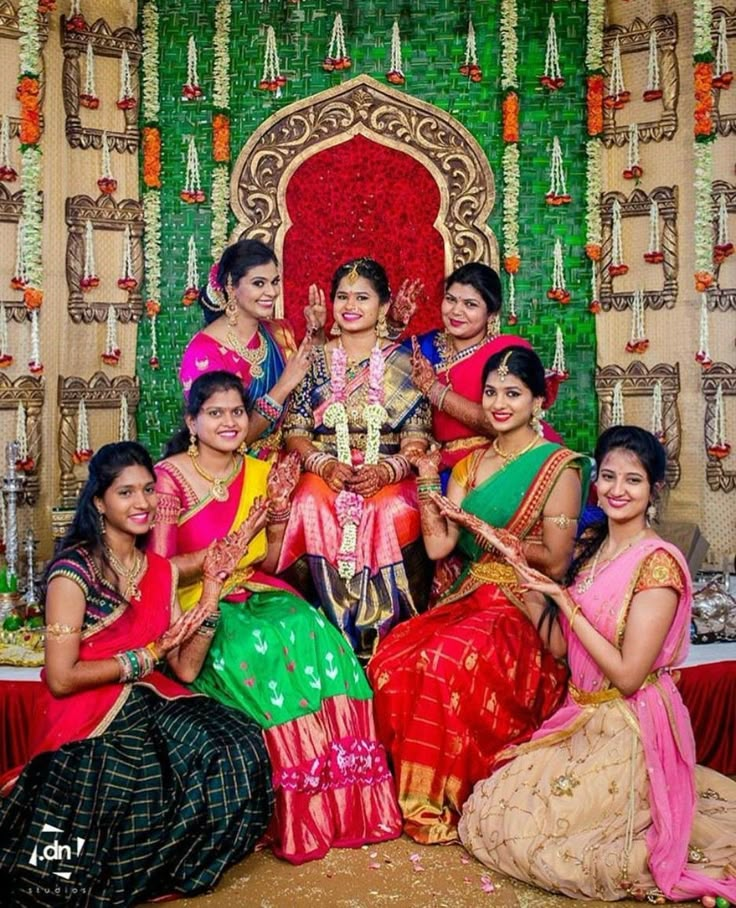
xmin=497 ymin=350 xmax=513 ymax=382
xmin=346 ymin=259 xmax=364 ymax=285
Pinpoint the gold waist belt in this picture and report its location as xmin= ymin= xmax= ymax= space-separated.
xmin=470 ymin=560 xmax=518 ymax=586
xmin=569 ymin=673 xmax=659 ymax=706
xmin=315 ymin=432 xmax=400 ymax=451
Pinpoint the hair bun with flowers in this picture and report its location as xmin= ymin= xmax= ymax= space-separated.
xmin=200 ymin=261 xmax=226 ymax=314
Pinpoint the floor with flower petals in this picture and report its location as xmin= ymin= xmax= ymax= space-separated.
xmin=144 ymin=834 xmax=705 ymax=908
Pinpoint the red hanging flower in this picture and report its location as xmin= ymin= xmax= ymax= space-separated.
xmin=97 ymin=176 xmax=117 ymax=195
xmin=80 ymin=276 xmax=100 ymax=291
xmin=79 ymin=94 xmax=100 ymax=109
xmin=609 ymin=264 xmax=629 ymax=277
xmin=65 ymin=13 xmax=87 ymax=32
xmin=117 ymin=277 xmax=138 ymax=291
xmin=707 ymin=442 xmax=731 ymax=459
xmin=101 ymin=349 xmax=121 ymax=365
xmin=0 ymin=353 xmax=13 ymax=368
xmin=0 ymin=165 xmax=17 ymax=182
xmin=181 ymin=287 xmax=199 ymax=306
xmin=643 ymin=88 xmax=663 ymax=102
xmin=643 ymin=251 xmax=664 ymax=264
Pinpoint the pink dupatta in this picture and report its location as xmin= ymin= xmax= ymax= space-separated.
xmin=506 ymin=539 xmax=735 ymax=901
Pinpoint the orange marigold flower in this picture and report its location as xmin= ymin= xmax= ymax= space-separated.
xmin=146 ymin=299 xmax=161 ymax=317
xmin=24 ymin=287 xmax=43 ymax=309
xmin=502 ymin=92 xmax=519 ymax=143
xmin=142 ymin=127 xmax=162 ymax=189
xmin=587 ymin=75 xmax=604 ymax=136
xmin=212 ymin=113 xmax=230 ymax=163
xmin=503 ymin=255 xmax=520 ymax=274
xmin=585 ymin=243 xmax=602 ymax=261
xmin=695 ymin=270 xmax=714 ymax=292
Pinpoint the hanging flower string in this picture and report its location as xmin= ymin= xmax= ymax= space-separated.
xmin=708 ymin=384 xmax=731 ymax=459
xmin=541 ymin=14 xmax=563 ymax=90
xmin=0 ymin=305 xmax=11 ymax=368
xmin=66 ymin=0 xmax=86 ymax=32
xmin=714 ymin=192 xmax=733 ymax=263
xmin=323 ymin=13 xmax=351 ymax=72
xmin=17 ymin=0 xmax=45 ymax=313
xmin=714 ymin=15 xmax=733 ymax=90
xmin=547 ymin=238 xmax=570 ymax=304
xmin=588 ymin=260 xmax=601 ymax=314
xmin=97 ymin=131 xmax=117 ymax=194
xmin=80 ymin=41 xmax=99 ymax=109
xmin=625 ymin=289 xmax=649 ymax=354
xmin=119 ymin=394 xmax=130 ymax=442
xmin=644 ymin=27 xmax=662 ymax=101
xmin=507 ymin=274 xmax=518 ymax=325
xmin=211 ymin=0 xmax=232 ymax=263
xmin=28 ymin=309 xmax=42 ymax=375
xmin=15 ymin=404 xmax=33 ymax=472
xmin=609 ymin=199 xmax=628 ymax=277
xmin=0 ymin=115 xmax=16 ymax=182
xmin=183 ymin=35 xmax=203 ymax=99
xmin=11 ymin=219 xmax=28 ymax=290
xmin=604 ymin=37 xmax=629 ymax=109
xmin=324 ymin=344 xmax=387 ymax=579
xmin=611 ymin=379 xmax=625 ymax=426
xmin=102 ymin=306 xmax=121 ymax=365
xmin=118 ymin=225 xmax=137 ymax=291
xmin=644 ymin=200 xmax=664 ymax=263
xmin=81 ymin=220 xmax=99 ymax=290
xmin=117 ymin=49 xmax=136 ymax=110
xmin=651 ymin=381 xmax=665 ymax=443
xmin=623 ymin=124 xmax=642 ymax=180
xmin=386 ymin=19 xmax=405 ymax=85
xmin=546 ymin=136 xmax=570 ymax=205
xmin=585 ymin=0 xmax=604 ymax=318
xmin=694 ymin=148 xmax=714 ymax=292
xmin=73 ymin=399 xmax=93 ymax=464
xmin=500 ymin=0 xmax=520 ymax=275
xmin=550 ymin=325 xmax=569 ymax=381
xmin=183 ymin=234 xmax=199 ymax=305
xmin=585 ymin=140 xmax=602 ymax=260
xmin=141 ymin=0 xmax=161 ymax=370
xmin=460 ymin=19 xmax=482 ymax=82
xmin=259 ymin=26 xmax=286 ymax=94
xmin=696 ymin=293 xmax=713 ymax=367
xmin=149 ymin=311 xmax=159 ymax=369
xmin=181 ymin=135 xmax=205 ymax=204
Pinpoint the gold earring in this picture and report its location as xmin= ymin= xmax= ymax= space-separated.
xmin=225 ymin=275 xmax=238 ymax=327
xmin=187 ymin=431 xmax=198 ymax=458
xmin=238 ymin=440 xmax=247 ymax=456
xmin=329 ymin=321 xmax=341 ymax=337
xmin=647 ymin=501 xmax=657 ymax=525
xmin=376 ymin=309 xmax=389 ymax=339
xmin=96 ymin=508 xmax=106 ymax=536
xmin=530 ymin=405 xmax=544 ymax=436
xmin=486 ymin=314 xmax=500 ymax=338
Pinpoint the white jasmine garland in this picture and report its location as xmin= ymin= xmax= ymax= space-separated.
xmin=212 ymin=0 xmax=231 ymax=110
xmin=500 ymin=0 xmax=518 ymax=90
xmin=693 ymin=0 xmax=714 ymax=59
xmin=694 ymin=142 xmax=714 ymax=275
xmin=141 ymin=2 xmax=160 ymax=122
xmin=210 ymin=165 xmax=229 ymax=265
xmin=142 ymin=190 xmax=161 ymax=303
xmin=586 ymin=140 xmax=602 ymax=249
xmin=585 ymin=0 xmax=604 ymax=71
xmin=502 ymin=143 xmax=520 ymax=261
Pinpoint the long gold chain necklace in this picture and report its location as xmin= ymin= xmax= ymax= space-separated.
xmin=225 ymin=328 xmax=267 ymax=378
xmin=105 ymin=546 xmax=145 ymax=601
xmin=492 ymin=434 xmax=539 ymax=468
xmin=576 ymin=528 xmax=648 ymax=594
xmin=189 ymin=453 xmax=240 ymax=502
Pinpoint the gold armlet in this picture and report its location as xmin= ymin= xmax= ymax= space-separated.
xmin=543 ymin=513 xmax=578 ymax=530
xmin=46 ymin=623 xmax=82 ymax=638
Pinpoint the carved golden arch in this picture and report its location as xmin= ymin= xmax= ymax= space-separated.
xmin=230 ymin=74 xmax=498 ymax=314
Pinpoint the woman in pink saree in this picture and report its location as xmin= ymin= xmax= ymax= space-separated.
xmin=459 ymin=426 xmax=736 ymax=903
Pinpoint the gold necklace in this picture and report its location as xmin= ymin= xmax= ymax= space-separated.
xmin=225 ymin=328 xmax=267 ymax=378
xmin=105 ymin=546 xmax=144 ymax=601
xmin=577 ymin=528 xmax=648 ymax=594
xmin=189 ymin=452 xmax=239 ymax=502
xmin=492 ymin=434 xmax=538 ymax=466
xmin=436 ymin=332 xmax=487 ymax=382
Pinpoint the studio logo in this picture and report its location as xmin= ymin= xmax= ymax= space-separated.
xmin=28 ymin=823 xmax=85 ymax=881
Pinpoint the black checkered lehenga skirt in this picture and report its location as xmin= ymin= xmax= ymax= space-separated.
xmin=0 ymin=686 xmax=273 ymax=907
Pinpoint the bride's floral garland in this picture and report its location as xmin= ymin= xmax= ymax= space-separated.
xmin=324 ymin=344 xmax=387 ymax=579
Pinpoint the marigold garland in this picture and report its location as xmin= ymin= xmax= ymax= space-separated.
xmin=586 ymin=75 xmax=604 ymax=137
xmin=694 ymin=61 xmax=715 ymax=141
xmin=212 ymin=113 xmax=230 ymax=163
xmin=500 ymin=0 xmax=520 ymax=278
xmin=502 ymin=91 xmax=520 ymax=143
xmin=142 ymin=1 xmax=161 ymax=368
xmin=142 ymin=126 xmax=161 ymax=188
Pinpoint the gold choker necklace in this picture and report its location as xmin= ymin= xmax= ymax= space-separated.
xmin=492 ymin=435 xmax=538 ymax=465
xmin=105 ymin=546 xmax=144 ymax=601
xmin=189 ymin=452 xmax=239 ymax=501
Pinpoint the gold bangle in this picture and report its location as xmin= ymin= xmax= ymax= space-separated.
xmin=145 ymin=641 xmax=161 ymax=662
xmin=568 ymin=603 xmax=581 ymax=632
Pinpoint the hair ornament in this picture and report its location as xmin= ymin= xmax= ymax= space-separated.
xmin=497 ymin=350 xmax=513 ymax=382
xmin=346 ymin=258 xmax=365 ymax=285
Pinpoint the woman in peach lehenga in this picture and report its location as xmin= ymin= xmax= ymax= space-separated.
xmin=459 ymin=426 xmax=736 ymax=903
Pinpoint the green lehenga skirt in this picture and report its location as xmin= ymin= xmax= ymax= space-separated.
xmin=0 ymin=686 xmax=273 ymax=907
xmin=190 ymin=587 xmax=402 ymax=864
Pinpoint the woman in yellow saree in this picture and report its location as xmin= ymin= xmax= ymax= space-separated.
xmin=149 ymin=371 xmax=401 ymax=865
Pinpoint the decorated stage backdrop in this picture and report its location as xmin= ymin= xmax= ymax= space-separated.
xmin=0 ymin=0 xmax=733 ymax=560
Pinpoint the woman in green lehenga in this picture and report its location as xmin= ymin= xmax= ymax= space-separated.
xmin=149 ymin=371 xmax=401 ymax=865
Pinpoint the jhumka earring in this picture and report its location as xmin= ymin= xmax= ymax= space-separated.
xmin=530 ymin=404 xmax=544 ymax=436
xmin=225 ymin=275 xmax=238 ymax=327
xmin=486 ymin=314 xmax=500 ymax=338
xmin=329 ymin=321 xmax=342 ymax=337
xmin=238 ymin=440 xmax=248 ymax=456
xmin=376 ymin=309 xmax=389 ymax=339
xmin=497 ymin=350 xmax=513 ymax=382
xmin=647 ymin=501 xmax=657 ymax=525
xmin=96 ymin=508 xmax=106 ymax=536
xmin=188 ymin=431 xmax=199 ymax=459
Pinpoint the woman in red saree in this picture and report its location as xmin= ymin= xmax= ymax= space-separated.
xmin=368 ymin=346 xmax=590 ymax=844
xmin=150 ymin=371 xmax=401 ymax=865
xmin=0 ymin=442 xmax=272 ymax=907
xmin=406 ymin=263 xmax=562 ymax=488
xmin=179 ymin=238 xmax=324 ymax=459
xmin=461 ymin=426 xmax=736 ymax=903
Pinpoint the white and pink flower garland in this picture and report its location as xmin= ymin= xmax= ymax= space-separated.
xmin=324 ymin=345 xmax=387 ymax=580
